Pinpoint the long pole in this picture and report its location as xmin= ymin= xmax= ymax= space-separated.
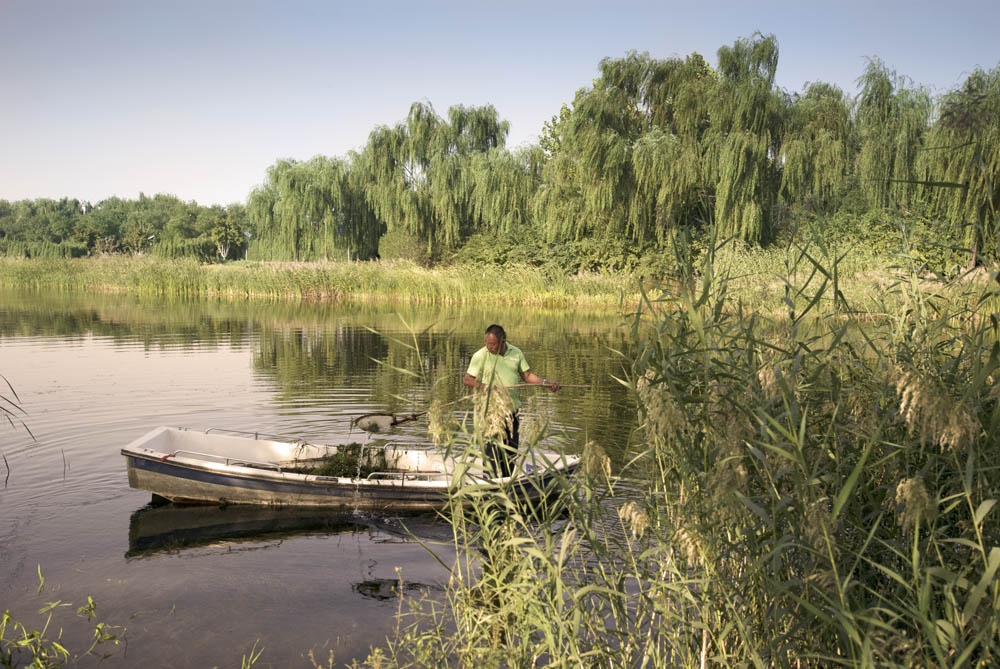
xmin=501 ymin=383 xmax=590 ymax=389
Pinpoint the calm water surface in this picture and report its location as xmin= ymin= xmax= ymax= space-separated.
xmin=0 ymin=289 xmax=635 ymax=667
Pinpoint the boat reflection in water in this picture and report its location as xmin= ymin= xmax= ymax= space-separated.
xmin=125 ymin=497 xmax=450 ymax=560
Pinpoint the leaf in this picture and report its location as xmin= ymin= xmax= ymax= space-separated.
xmin=832 ymin=441 xmax=873 ymax=521
xmin=940 ymin=537 xmax=986 ymax=551
xmin=735 ymin=492 xmax=771 ymax=524
xmin=973 ymin=499 xmax=997 ymax=528
xmin=934 ymin=619 xmax=956 ymax=649
xmin=962 ymin=547 xmax=1000 ymax=625
xmin=38 ymin=600 xmax=67 ymax=614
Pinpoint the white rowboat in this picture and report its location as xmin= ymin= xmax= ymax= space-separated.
xmin=122 ymin=426 xmax=579 ymax=511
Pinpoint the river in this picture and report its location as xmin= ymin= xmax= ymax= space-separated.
xmin=0 ymin=288 xmax=636 ymax=667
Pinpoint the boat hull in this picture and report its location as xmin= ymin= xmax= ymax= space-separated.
xmin=122 ymin=427 xmax=579 ymax=511
xmin=125 ymin=452 xmax=453 ymax=510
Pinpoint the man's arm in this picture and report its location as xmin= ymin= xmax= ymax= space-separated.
xmin=521 ymin=369 xmax=560 ymax=392
xmin=463 ymin=373 xmax=483 ymax=390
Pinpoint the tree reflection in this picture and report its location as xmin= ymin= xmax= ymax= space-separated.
xmin=1 ymin=287 xmax=637 ymax=460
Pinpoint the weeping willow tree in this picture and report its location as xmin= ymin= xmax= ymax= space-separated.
xmin=563 ymin=83 xmax=635 ymax=238
xmin=247 ymin=174 xmax=281 ymax=260
xmin=537 ymin=35 xmax=784 ymax=247
xmin=360 ymin=102 xmax=511 ymax=255
xmin=533 ymin=102 xmax=585 ymax=241
xmin=277 ymin=157 xmax=334 ymax=260
xmin=247 ymin=155 xmax=382 ymax=261
xmin=247 ymin=159 xmax=304 ymax=260
xmin=535 ymin=53 xmax=648 ymax=243
xmin=705 ymin=32 xmax=784 ymax=243
xmin=919 ymin=65 xmax=1000 ymax=266
xmin=630 ymin=53 xmax=715 ymax=242
xmin=855 ymin=58 xmax=933 ymax=210
xmin=468 ymin=145 xmax=545 ymax=236
xmin=779 ymin=82 xmax=852 ymax=211
xmin=340 ymin=151 xmax=385 ymax=260
xmin=535 ymin=50 xmax=716 ymax=245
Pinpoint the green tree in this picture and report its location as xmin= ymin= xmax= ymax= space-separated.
xmin=340 ymin=151 xmax=385 ymax=260
xmin=79 ymin=197 xmax=129 ymax=253
xmin=706 ymin=32 xmax=784 ymax=243
xmin=539 ymin=103 xmax=572 ymax=157
xmin=535 ymin=48 xmax=720 ymax=248
xmin=536 ymin=51 xmax=659 ymax=244
xmin=855 ymin=58 xmax=932 ymax=209
xmin=779 ymin=82 xmax=852 ymax=211
xmin=210 ymin=207 xmax=247 ymax=260
xmin=119 ymin=213 xmax=157 ymax=255
xmin=247 ymin=160 xmax=304 ymax=260
xmin=920 ymin=65 xmax=1000 ymax=265
xmin=247 ymin=155 xmax=383 ymax=261
xmin=360 ymin=101 xmax=510 ymax=256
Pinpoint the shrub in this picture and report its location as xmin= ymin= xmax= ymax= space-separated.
xmin=378 ymin=229 xmax=430 ymax=266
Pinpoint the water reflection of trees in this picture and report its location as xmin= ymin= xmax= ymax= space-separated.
xmin=252 ymin=321 xmax=638 ymax=458
xmin=0 ymin=289 xmax=254 ymax=349
xmin=2 ymin=288 xmax=637 ymax=457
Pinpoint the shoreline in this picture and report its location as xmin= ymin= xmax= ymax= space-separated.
xmin=0 ymin=256 xmax=640 ymax=310
xmin=3 ymin=254 xmax=995 ymax=318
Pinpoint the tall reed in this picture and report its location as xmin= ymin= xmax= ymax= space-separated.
xmin=0 ymin=257 xmax=636 ymax=309
xmin=357 ymin=230 xmax=1000 ymax=667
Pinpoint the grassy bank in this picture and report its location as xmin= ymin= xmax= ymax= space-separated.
xmin=0 ymin=256 xmax=637 ymax=309
xmin=350 ymin=244 xmax=1000 ymax=668
xmin=3 ymin=239 xmax=995 ymax=316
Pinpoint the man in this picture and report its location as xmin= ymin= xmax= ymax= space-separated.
xmin=464 ymin=324 xmax=560 ymax=478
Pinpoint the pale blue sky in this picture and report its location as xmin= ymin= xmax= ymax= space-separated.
xmin=2 ymin=0 xmax=997 ymax=206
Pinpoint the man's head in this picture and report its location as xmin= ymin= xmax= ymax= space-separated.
xmin=484 ymin=324 xmax=506 ymax=354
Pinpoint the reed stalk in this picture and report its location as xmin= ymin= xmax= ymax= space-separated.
xmin=0 ymin=257 xmax=637 ymax=309
xmin=354 ymin=227 xmax=1000 ymax=668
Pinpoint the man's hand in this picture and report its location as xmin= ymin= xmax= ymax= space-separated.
xmin=463 ymin=372 xmax=483 ymax=391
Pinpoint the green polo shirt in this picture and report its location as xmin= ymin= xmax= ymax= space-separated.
xmin=467 ymin=343 xmax=530 ymax=410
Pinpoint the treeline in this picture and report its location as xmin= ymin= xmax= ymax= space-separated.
xmin=0 ymin=194 xmax=248 ymax=261
xmin=3 ymin=33 xmax=998 ymax=274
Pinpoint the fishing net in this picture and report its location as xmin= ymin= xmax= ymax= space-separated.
xmin=352 ymin=394 xmax=477 ymax=435
xmin=519 ymin=394 xmax=553 ymax=444
xmin=353 ymin=413 xmax=411 ymax=433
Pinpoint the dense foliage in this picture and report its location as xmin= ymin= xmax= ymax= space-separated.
xmin=354 ymin=236 xmax=1000 ymax=669
xmin=0 ymin=193 xmax=247 ymax=262
xmin=2 ymin=34 xmax=997 ymax=274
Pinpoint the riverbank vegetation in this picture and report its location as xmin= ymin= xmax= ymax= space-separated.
xmin=0 ymin=256 xmax=633 ymax=308
xmin=2 ymin=33 xmax=997 ymax=283
xmin=1 ymin=570 xmax=124 ymax=666
xmin=351 ymin=238 xmax=1000 ymax=668
xmin=1 ymin=225 xmax=994 ymax=314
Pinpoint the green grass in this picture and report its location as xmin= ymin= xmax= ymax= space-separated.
xmin=3 ymin=244 xmax=992 ymax=316
xmin=1 ymin=570 xmax=124 ymax=666
xmin=0 ymin=256 xmax=637 ymax=309
xmin=346 ymin=235 xmax=1000 ymax=668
